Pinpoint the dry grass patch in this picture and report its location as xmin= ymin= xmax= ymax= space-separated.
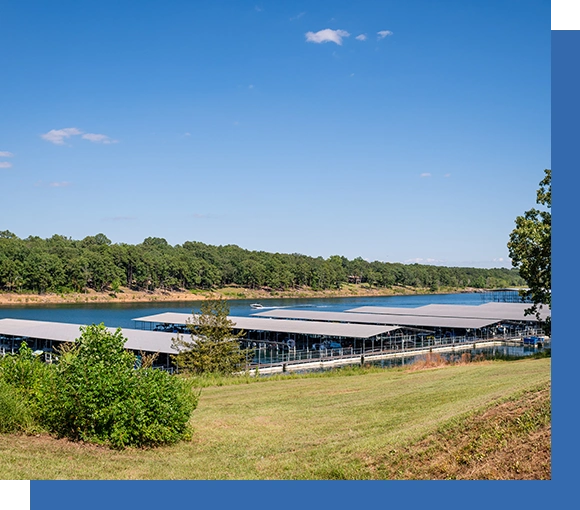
xmin=368 ymin=382 xmax=551 ymax=479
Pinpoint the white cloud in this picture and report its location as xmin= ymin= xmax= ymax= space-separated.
xmin=377 ymin=30 xmax=393 ymax=39
xmin=41 ymin=127 xmax=82 ymax=145
xmin=81 ymin=133 xmax=118 ymax=144
xmin=420 ymin=172 xmax=431 ymax=177
xmin=34 ymin=180 xmax=72 ymax=187
xmin=355 ymin=34 xmax=367 ymax=41
xmin=0 ymin=162 xmax=12 ymax=169
xmin=305 ymin=28 xmax=350 ymax=45
xmin=290 ymin=12 xmax=305 ymax=21
xmin=405 ymin=257 xmax=445 ymax=265
xmin=0 ymin=151 xmax=14 ymax=157
xmin=41 ymin=127 xmax=117 ymax=145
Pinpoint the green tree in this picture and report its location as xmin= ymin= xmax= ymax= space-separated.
xmin=172 ymin=299 xmax=249 ymax=375
xmin=508 ymin=169 xmax=551 ymax=331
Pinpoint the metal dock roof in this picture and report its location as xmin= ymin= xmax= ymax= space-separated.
xmin=132 ymin=312 xmax=399 ymax=339
xmin=0 ymin=318 xmax=179 ymax=354
xmin=346 ymin=302 xmax=550 ymax=321
xmin=250 ymin=309 xmax=497 ymax=329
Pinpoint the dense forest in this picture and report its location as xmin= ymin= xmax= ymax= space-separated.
xmin=0 ymin=231 xmax=524 ymax=294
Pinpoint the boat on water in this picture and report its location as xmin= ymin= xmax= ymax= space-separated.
xmin=250 ymin=303 xmax=264 ymax=309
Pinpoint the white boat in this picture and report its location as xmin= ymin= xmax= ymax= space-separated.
xmin=250 ymin=303 xmax=264 ymax=309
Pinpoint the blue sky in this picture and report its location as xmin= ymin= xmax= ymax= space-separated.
xmin=0 ymin=0 xmax=550 ymax=268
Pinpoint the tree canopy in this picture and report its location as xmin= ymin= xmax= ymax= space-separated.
xmin=508 ymin=169 xmax=551 ymax=330
xmin=0 ymin=232 xmax=525 ymax=295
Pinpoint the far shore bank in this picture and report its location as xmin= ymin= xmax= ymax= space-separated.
xmin=0 ymin=285 xmax=489 ymax=307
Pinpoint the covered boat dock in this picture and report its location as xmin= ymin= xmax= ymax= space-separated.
xmin=0 ymin=318 xmax=178 ymax=369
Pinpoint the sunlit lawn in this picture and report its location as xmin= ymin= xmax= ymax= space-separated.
xmin=0 ymin=358 xmax=550 ymax=479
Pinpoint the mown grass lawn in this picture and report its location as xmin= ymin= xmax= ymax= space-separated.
xmin=0 ymin=358 xmax=550 ymax=480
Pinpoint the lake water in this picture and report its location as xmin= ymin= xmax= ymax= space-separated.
xmin=0 ymin=292 xmax=492 ymax=329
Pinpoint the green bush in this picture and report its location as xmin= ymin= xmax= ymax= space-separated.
xmin=0 ymin=326 xmax=197 ymax=448
xmin=44 ymin=324 xmax=198 ymax=448
xmin=106 ymin=369 xmax=197 ymax=448
xmin=0 ymin=379 xmax=35 ymax=433
xmin=0 ymin=342 xmax=55 ymax=432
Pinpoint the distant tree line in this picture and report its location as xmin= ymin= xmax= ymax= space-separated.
xmin=0 ymin=231 xmax=524 ymax=294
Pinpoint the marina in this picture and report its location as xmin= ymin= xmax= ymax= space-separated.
xmin=0 ymin=294 xmax=549 ymax=373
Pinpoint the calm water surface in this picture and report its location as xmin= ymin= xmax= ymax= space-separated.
xmin=0 ymin=292 xmax=493 ymax=329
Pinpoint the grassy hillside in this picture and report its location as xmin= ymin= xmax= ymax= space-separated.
xmin=0 ymin=358 xmax=550 ymax=480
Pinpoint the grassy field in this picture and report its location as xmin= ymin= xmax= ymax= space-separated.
xmin=0 ymin=358 xmax=550 ymax=480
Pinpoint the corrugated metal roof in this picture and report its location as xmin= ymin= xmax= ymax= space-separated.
xmin=347 ymin=302 xmax=549 ymax=321
xmin=251 ymin=309 xmax=497 ymax=329
xmin=343 ymin=306 xmax=429 ymax=316
xmin=478 ymin=302 xmax=551 ymax=320
xmin=133 ymin=312 xmax=399 ymax=338
xmin=0 ymin=318 xmax=179 ymax=354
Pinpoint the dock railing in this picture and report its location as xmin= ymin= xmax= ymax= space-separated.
xmin=246 ymin=328 xmax=548 ymax=371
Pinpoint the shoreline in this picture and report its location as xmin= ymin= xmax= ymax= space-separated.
xmin=0 ymin=285 xmax=486 ymax=307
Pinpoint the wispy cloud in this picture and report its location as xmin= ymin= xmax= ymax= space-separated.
xmin=305 ymin=28 xmax=350 ymax=45
xmin=444 ymin=173 xmax=451 ymax=178
xmin=0 ymin=151 xmax=14 ymax=157
xmin=81 ymin=133 xmax=118 ymax=144
xmin=355 ymin=34 xmax=367 ymax=41
xmin=41 ymin=127 xmax=82 ymax=145
xmin=290 ymin=12 xmax=305 ymax=21
xmin=0 ymin=162 xmax=12 ymax=169
xmin=41 ymin=127 xmax=118 ymax=145
xmin=405 ymin=257 xmax=446 ymax=265
xmin=34 ymin=180 xmax=72 ymax=187
xmin=420 ymin=172 xmax=431 ymax=178
xmin=377 ymin=30 xmax=393 ymax=39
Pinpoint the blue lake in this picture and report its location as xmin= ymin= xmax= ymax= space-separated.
xmin=0 ymin=292 xmax=498 ymax=329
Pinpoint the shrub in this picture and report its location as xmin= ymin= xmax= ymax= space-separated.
xmin=0 ymin=342 xmax=55 ymax=432
xmin=0 ymin=379 xmax=35 ymax=433
xmin=44 ymin=324 xmax=198 ymax=448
